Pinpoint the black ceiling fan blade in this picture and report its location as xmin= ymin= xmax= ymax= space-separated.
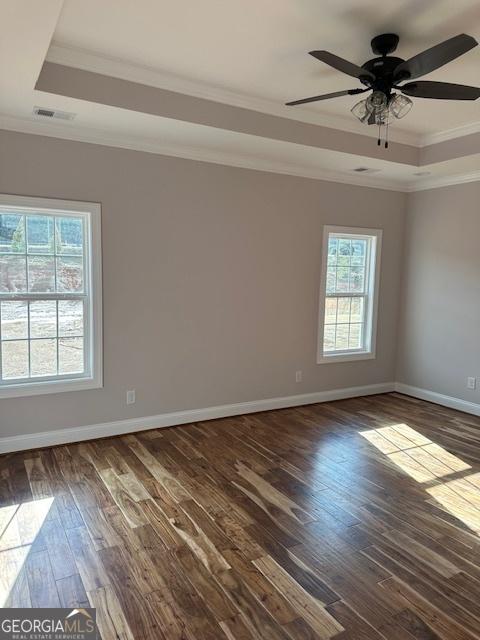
xmin=401 ymin=80 xmax=480 ymax=100
xmin=394 ymin=34 xmax=477 ymax=81
xmin=285 ymin=88 xmax=367 ymax=106
xmin=309 ymin=51 xmax=374 ymax=82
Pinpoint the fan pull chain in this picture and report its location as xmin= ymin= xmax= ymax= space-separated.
xmin=377 ymin=123 xmax=381 ymax=146
xmin=385 ymin=122 xmax=389 ymax=149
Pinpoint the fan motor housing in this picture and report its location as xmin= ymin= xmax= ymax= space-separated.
xmin=361 ymin=56 xmax=405 ymax=89
xmin=371 ymin=33 xmax=399 ymax=56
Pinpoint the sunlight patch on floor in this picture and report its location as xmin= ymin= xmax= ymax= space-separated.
xmin=360 ymin=423 xmax=470 ymax=482
xmin=0 ymin=497 xmax=54 ymax=606
xmin=427 ymin=474 xmax=480 ymax=534
xmin=360 ymin=423 xmax=480 ymax=535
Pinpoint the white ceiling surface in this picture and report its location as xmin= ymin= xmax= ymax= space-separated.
xmin=52 ymin=0 xmax=480 ymax=136
xmin=0 ymin=1 xmax=478 ymax=193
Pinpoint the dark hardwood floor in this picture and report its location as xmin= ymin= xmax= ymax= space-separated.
xmin=1 ymin=392 xmax=480 ymax=639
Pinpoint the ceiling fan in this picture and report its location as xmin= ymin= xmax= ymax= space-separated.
xmin=286 ymin=33 xmax=479 ymax=147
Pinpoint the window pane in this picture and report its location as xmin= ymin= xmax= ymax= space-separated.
xmin=350 ymin=297 xmax=364 ymax=323
xmin=336 ymin=267 xmax=350 ymax=292
xmin=56 ymin=257 xmax=83 ymax=292
xmin=2 ymin=340 xmax=29 ymax=379
xmin=30 ymin=339 xmax=57 ymax=377
xmin=337 ymin=239 xmax=351 ymax=266
xmin=58 ymin=300 xmax=84 ymax=337
xmin=59 ymin=337 xmax=84 ymax=374
xmin=0 ymin=255 xmax=27 ymax=292
xmin=26 ymin=216 xmax=54 ymax=254
xmin=324 ymin=298 xmax=337 ymax=325
xmin=349 ymin=323 xmax=363 ymax=349
xmin=326 ymin=266 xmax=336 ymax=293
xmin=335 ymin=325 xmax=349 ymax=350
xmin=30 ymin=301 xmax=57 ymax=338
xmin=1 ymin=301 xmax=28 ymax=340
xmin=324 ymin=325 xmax=336 ymax=352
xmin=27 ymin=256 xmax=55 ymax=292
xmin=0 ymin=214 xmax=25 ymax=253
xmin=327 ymin=238 xmax=337 ymax=265
xmin=350 ymin=266 xmax=365 ymax=293
xmin=352 ymin=239 xmax=366 ymax=257
xmin=337 ymin=297 xmax=351 ymax=324
xmin=56 ymin=217 xmax=83 ymax=256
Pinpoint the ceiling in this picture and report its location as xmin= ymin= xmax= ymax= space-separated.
xmin=52 ymin=0 xmax=480 ymax=136
xmin=0 ymin=0 xmax=479 ymax=192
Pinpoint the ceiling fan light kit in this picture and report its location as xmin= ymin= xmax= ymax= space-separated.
xmin=286 ymin=32 xmax=479 ymax=148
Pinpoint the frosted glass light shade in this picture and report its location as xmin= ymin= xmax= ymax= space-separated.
xmin=351 ymin=99 xmax=371 ymax=123
xmin=390 ymin=93 xmax=413 ymax=119
xmin=367 ymin=91 xmax=387 ymax=111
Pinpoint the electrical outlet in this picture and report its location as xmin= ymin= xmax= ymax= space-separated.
xmin=295 ymin=371 xmax=302 ymax=383
xmin=467 ymin=377 xmax=476 ymax=390
xmin=126 ymin=389 xmax=136 ymax=404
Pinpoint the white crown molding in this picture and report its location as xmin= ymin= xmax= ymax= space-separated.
xmin=1 ymin=113 xmax=479 ymax=193
xmin=406 ymin=170 xmax=480 ymax=192
xmin=0 ymin=382 xmax=394 ymax=453
xmin=46 ymin=42 xmax=419 ymax=147
xmin=395 ymin=383 xmax=480 ymax=416
xmin=420 ymin=121 xmax=480 ymax=147
xmin=0 ymin=113 xmax=408 ymax=192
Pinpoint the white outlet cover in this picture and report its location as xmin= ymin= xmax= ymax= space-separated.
xmin=126 ymin=390 xmax=136 ymax=404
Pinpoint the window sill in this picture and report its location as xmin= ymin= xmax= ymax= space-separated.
xmin=0 ymin=376 xmax=103 ymax=399
xmin=317 ymin=351 xmax=376 ymax=364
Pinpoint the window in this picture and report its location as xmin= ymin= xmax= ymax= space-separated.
xmin=317 ymin=226 xmax=382 ymax=363
xmin=0 ymin=195 xmax=102 ymax=397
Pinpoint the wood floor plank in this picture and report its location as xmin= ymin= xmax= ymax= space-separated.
xmin=98 ymin=546 xmax=167 ymax=640
xmin=175 ymin=545 xmax=238 ymax=621
xmin=25 ymin=550 xmax=61 ymax=608
xmin=98 ymin=468 xmax=148 ymax=528
xmin=57 ymin=573 xmax=89 ymax=608
xmin=41 ymin=517 xmax=78 ymax=580
xmin=65 ymin=526 xmax=110 ymax=592
xmin=88 ymin=584 xmax=135 ymax=640
xmin=253 ymin=554 xmax=343 ymax=638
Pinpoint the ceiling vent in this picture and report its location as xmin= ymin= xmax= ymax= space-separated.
xmin=33 ymin=106 xmax=76 ymax=121
xmin=352 ymin=167 xmax=381 ymax=174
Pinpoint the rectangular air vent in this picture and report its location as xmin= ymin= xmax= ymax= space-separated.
xmin=353 ymin=167 xmax=381 ymax=174
xmin=33 ymin=106 xmax=76 ymax=121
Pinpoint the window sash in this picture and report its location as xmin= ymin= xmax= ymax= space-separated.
xmin=0 ymin=297 xmax=89 ymax=386
xmin=324 ymin=264 xmax=371 ymax=353
xmin=324 ymin=292 xmax=368 ymax=353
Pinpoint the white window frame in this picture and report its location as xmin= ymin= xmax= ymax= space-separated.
xmin=317 ymin=225 xmax=382 ymax=364
xmin=0 ymin=194 xmax=102 ymax=398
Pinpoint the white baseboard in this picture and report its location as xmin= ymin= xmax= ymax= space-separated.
xmin=395 ymin=382 xmax=480 ymax=417
xmin=0 ymin=382 xmax=394 ymax=454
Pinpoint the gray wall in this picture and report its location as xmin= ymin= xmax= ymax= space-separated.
xmin=397 ymin=182 xmax=480 ymax=402
xmin=0 ymin=130 xmax=406 ymax=437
